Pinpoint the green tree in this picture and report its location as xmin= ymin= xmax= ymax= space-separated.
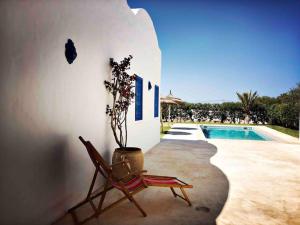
xmin=256 ymin=96 xmax=279 ymax=105
xmin=222 ymin=102 xmax=242 ymax=123
xmin=236 ymin=91 xmax=259 ymax=123
xmin=267 ymin=83 xmax=300 ymax=129
xmin=251 ymin=103 xmax=268 ymax=124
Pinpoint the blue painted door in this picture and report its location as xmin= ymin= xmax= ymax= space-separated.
xmin=135 ymin=76 xmax=143 ymax=121
xmin=154 ymin=85 xmax=159 ymax=117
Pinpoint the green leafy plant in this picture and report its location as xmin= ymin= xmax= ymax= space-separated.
xmin=236 ymin=90 xmax=258 ymax=123
xmin=104 ymin=55 xmax=136 ymax=148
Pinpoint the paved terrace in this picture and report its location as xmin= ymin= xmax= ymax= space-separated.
xmin=55 ymin=125 xmax=300 ymax=225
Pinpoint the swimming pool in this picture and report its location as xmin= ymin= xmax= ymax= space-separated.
xmin=201 ymin=125 xmax=271 ymax=141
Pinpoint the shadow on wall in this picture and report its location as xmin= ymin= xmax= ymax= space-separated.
xmin=102 ymin=109 xmax=114 ymax=165
xmin=53 ymin=139 xmax=229 ymax=225
xmin=0 ymin=133 xmax=71 ymax=225
xmin=38 ymin=136 xmax=70 ymax=219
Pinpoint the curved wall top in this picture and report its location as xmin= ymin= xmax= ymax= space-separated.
xmin=129 ymin=6 xmax=161 ymax=51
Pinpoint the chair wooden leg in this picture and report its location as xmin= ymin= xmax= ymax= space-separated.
xmin=70 ymin=210 xmax=79 ymax=225
xmin=97 ymin=180 xmax=110 ymax=213
xmin=68 ymin=169 xmax=99 ymax=213
xmin=68 ymin=198 xmax=90 ymax=213
xmin=68 ymin=185 xmax=114 ymax=213
xmin=130 ymin=196 xmax=147 ymax=217
xmin=86 ymin=169 xmax=98 ymax=199
xmin=123 ymin=191 xmax=147 ymax=217
xmin=180 ymin=187 xmax=192 ymax=206
xmin=89 ymin=199 xmax=97 ymax=213
xmin=170 ymin=187 xmax=177 ymax=198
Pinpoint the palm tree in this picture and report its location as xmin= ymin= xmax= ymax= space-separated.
xmin=236 ymin=91 xmax=258 ymax=124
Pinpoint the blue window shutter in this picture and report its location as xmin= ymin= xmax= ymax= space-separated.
xmin=135 ymin=76 xmax=143 ymax=121
xmin=154 ymin=85 xmax=159 ymax=117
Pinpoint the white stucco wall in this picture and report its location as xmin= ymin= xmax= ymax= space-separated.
xmin=0 ymin=0 xmax=161 ymax=224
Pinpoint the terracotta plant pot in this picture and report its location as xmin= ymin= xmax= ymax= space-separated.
xmin=112 ymin=147 xmax=144 ymax=180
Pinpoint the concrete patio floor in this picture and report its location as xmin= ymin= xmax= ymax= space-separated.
xmin=209 ymin=139 xmax=300 ymax=225
xmin=55 ymin=130 xmax=300 ymax=225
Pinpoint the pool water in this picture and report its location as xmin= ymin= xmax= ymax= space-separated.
xmin=201 ymin=126 xmax=270 ymax=141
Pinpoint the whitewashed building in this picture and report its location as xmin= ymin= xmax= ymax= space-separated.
xmin=0 ymin=0 xmax=161 ymax=224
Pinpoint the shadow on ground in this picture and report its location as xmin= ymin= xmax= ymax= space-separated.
xmin=54 ymin=139 xmax=229 ymax=225
xmin=144 ymin=140 xmax=229 ymax=225
xmin=172 ymin=127 xmax=198 ymax=130
xmin=166 ymin=131 xmax=192 ymax=135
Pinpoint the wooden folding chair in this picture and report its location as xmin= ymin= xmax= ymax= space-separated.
xmin=68 ymin=136 xmax=193 ymax=224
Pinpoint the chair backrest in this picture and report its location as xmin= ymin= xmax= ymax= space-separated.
xmin=79 ymin=136 xmax=112 ymax=178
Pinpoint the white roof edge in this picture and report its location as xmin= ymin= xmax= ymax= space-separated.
xmin=131 ymin=8 xmax=141 ymax=15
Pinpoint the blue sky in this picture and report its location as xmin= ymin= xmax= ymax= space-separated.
xmin=127 ymin=0 xmax=300 ymax=103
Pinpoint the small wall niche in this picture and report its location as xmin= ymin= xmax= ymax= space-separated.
xmin=148 ymin=81 xmax=152 ymax=90
xmin=65 ymin=39 xmax=77 ymax=64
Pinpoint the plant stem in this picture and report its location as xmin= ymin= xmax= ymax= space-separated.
xmin=125 ymin=111 xmax=128 ymax=147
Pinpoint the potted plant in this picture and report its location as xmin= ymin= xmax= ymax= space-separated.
xmin=104 ymin=55 xmax=144 ymax=179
